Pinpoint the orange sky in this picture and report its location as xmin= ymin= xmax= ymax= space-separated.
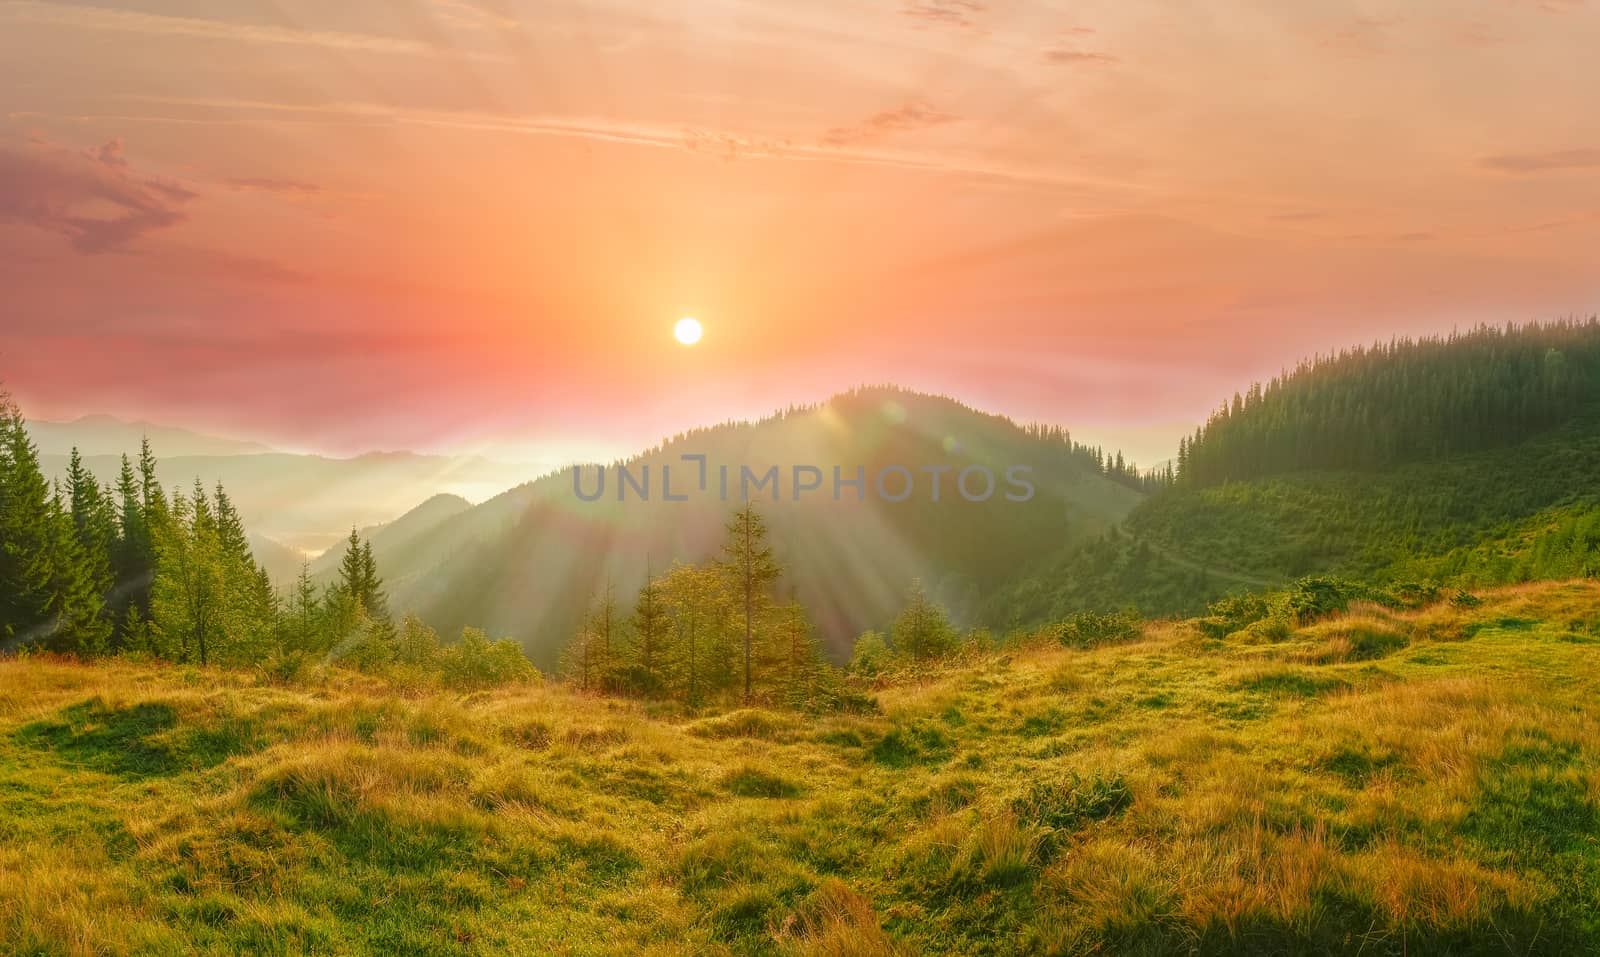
xmin=2 ymin=0 xmax=1597 ymax=467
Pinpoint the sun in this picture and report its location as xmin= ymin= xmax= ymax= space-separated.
xmin=674 ymin=317 xmax=703 ymax=346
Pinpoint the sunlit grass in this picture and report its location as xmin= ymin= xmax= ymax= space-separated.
xmin=3 ymin=581 xmax=1599 ymax=954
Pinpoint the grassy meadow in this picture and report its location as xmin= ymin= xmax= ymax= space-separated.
xmin=4 ymin=581 xmax=1599 ymax=955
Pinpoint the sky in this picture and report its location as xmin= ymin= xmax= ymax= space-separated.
xmin=2 ymin=0 xmax=1598 ymax=468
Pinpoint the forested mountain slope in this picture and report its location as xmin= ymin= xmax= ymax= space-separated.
xmin=992 ymin=322 xmax=1600 ymax=624
xmin=366 ymin=387 xmax=1148 ymax=666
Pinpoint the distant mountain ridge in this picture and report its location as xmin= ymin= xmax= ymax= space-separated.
xmin=29 ymin=415 xmax=275 ymax=458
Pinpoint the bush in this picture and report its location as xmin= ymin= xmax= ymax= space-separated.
xmin=1051 ymin=611 xmax=1142 ymax=648
xmin=1207 ymin=593 xmax=1270 ymax=631
xmin=601 ymin=663 xmax=665 ymax=698
xmin=1231 ymin=616 xmax=1292 ymax=643
xmin=1285 ymin=576 xmax=1366 ymax=623
xmin=1377 ymin=580 xmax=1444 ymax=610
xmin=849 ymin=631 xmax=892 ymax=676
xmin=441 ymin=627 xmax=538 ymax=689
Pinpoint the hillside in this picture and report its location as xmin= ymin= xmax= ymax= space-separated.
xmin=363 ymin=387 xmax=1147 ymax=666
xmin=4 ymin=581 xmax=1597 ymax=955
xmin=993 ymin=323 xmax=1600 ymax=624
xmin=307 ymin=493 xmax=473 ymax=580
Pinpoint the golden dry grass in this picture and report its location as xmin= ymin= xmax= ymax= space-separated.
xmin=2 ymin=581 xmax=1598 ymax=954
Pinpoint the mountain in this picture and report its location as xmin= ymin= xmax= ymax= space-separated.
xmin=309 ymin=493 xmax=473 ymax=577
xmin=28 ymin=415 xmax=274 ymax=458
xmin=990 ymin=321 xmax=1600 ymax=622
xmin=363 ymin=387 xmax=1147 ymax=667
xmin=248 ymin=533 xmax=311 ymax=587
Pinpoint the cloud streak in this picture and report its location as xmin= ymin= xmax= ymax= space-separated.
xmin=226 ymin=177 xmax=322 ymax=195
xmin=1481 ymin=148 xmax=1600 ymax=173
xmin=1043 ymin=49 xmax=1119 ymax=66
xmin=0 ymin=0 xmax=493 ymax=58
xmin=0 ymin=138 xmax=194 ymax=252
xmin=820 ymin=102 xmax=958 ymax=147
xmin=109 ymin=94 xmax=1145 ymax=196
xmin=901 ymin=1 xmax=986 ymax=29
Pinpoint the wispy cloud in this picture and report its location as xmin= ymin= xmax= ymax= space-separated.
xmin=1481 ymin=148 xmax=1600 ymax=172
xmin=432 ymin=0 xmax=521 ymax=31
xmin=681 ymin=129 xmax=792 ymax=162
xmin=1502 ymin=0 xmax=1586 ymax=13
xmin=0 ymin=138 xmax=194 ymax=252
xmin=1 ymin=0 xmax=494 ymax=58
xmin=820 ymin=102 xmax=957 ymax=148
xmin=901 ymin=0 xmax=985 ymax=29
xmin=226 ymin=177 xmax=322 ymax=195
xmin=1043 ymin=49 xmax=1119 ymax=66
xmin=112 ymin=94 xmax=1144 ymax=195
xmin=1321 ymin=16 xmax=1402 ymax=53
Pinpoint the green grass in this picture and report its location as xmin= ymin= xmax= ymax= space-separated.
xmin=4 ymin=581 xmax=1600 ymax=954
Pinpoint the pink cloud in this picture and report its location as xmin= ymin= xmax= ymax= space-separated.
xmin=0 ymin=138 xmax=194 ymax=253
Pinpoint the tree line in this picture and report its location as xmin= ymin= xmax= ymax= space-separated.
xmin=0 ymin=389 xmax=533 ymax=686
xmin=1177 ymin=320 xmax=1600 ymax=487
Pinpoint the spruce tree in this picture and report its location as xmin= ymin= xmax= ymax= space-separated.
xmin=0 ymin=393 xmax=110 ymax=655
xmin=0 ymin=392 xmax=56 ymax=647
xmin=631 ymin=563 xmax=671 ymax=687
xmin=65 ymin=448 xmax=116 ymax=616
xmin=721 ymin=502 xmax=781 ymax=702
xmin=111 ymin=452 xmax=152 ymax=630
xmin=358 ymin=538 xmax=387 ymax=621
xmin=893 ymin=578 xmax=956 ymax=661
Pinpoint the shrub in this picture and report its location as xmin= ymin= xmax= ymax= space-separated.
xmin=1377 ymin=580 xmax=1444 ymax=610
xmin=1285 ymin=576 xmax=1366 ymax=623
xmin=1208 ymin=593 xmax=1270 ymax=630
xmin=441 ymin=627 xmax=538 ymax=689
xmin=1051 ymin=612 xmax=1142 ymax=648
xmin=849 ymin=631 xmax=892 ymax=676
xmin=1232 ymin=616 xmax=1292 ymax=643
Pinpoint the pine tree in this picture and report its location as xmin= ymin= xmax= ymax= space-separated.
xmin=65 ymin=447 xmax=116 ymax=604
xmin=721 ymin=502 xmax=781 ymax=701
xmin=359 ymin=538 xmax=387 ymax=621
xmin=335 ymin=528 xmax=386 ymax=621
xmin=0 ymin=393 xmax=110 ymax=655
xmin=0 ymin=393 xmax=58 ymax=648
xmin=286 ymin=562 xmax=326 ymax=653
xmin=577 ymin=581 xmax=617 ymax=689
xmin=111 ymin=452 xmax=153 ymax=632
xmin=657 ymin=561 xmax=731 ymax=705
xmin=151 ymin=481 xmax=223 ymax=665
xmin=44 ymin=480 xmax=112 ymax=656
xmin=631 ymin=563 xmax=671 ymax=687
xmin=892 ymin=578 xmax=956 ymax=661
xmin=775 ymin=598 xmax=821 ymax=707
